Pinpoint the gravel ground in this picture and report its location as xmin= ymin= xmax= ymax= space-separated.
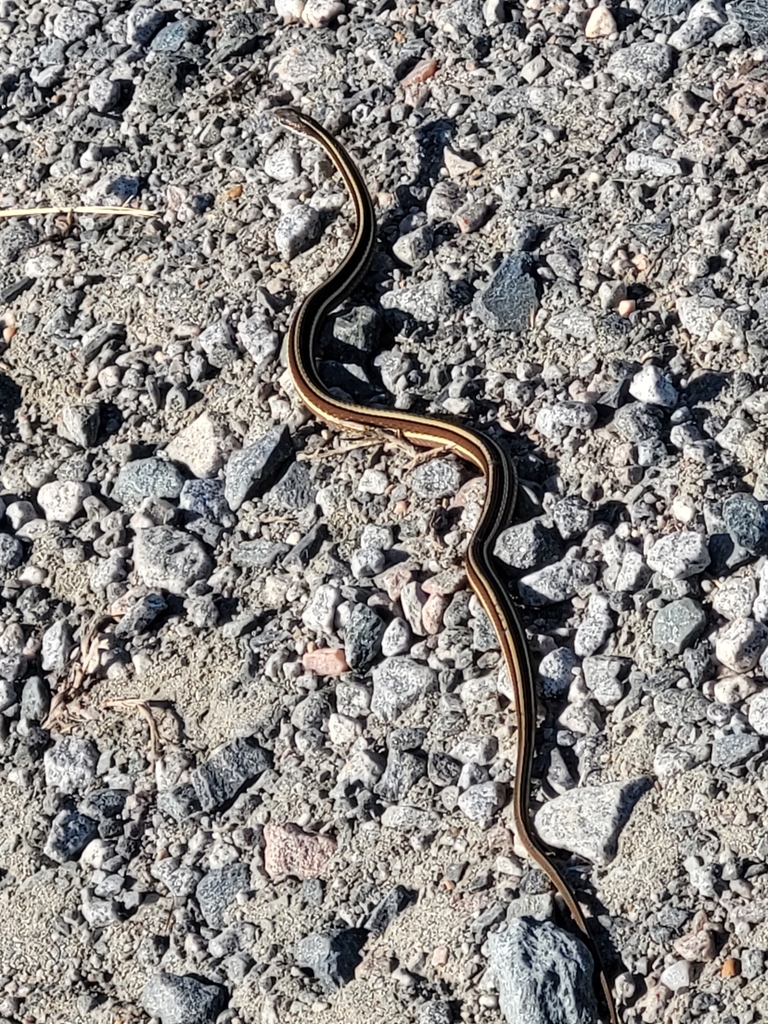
xmin=2 ymin=0 xmax=768 ymax=1022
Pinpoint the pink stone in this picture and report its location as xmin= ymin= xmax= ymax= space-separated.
xmin=375 ymin=565 xmax=413 ymax=602
xmin=422 ymin=593 xmax=449 ymax=634
xmin=422 ymin=568 xmax=467 ymax=596
xmin=303 ymin=647 xmax=349 ymax=676
xmin=263 ymin=822 xmax=336 ymax=879
xmin=400 ymin=580 xmax=427 ymax=635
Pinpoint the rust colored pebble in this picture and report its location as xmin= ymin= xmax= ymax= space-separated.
xmin=401 ymin=580 xmax=428 ymax=635
xmin=303 ymin=647 xmax=349 ymax=676
xmin=632 ymin=253 xmax=651 ymax=273
xmin=618 ymin=298 xmax=636 ymax=316
xmin=721 ymin=958 xmax=739 ymax=978
xmin=263 ymin=822 xmax=336 ymax=880
xmin=401 ymin=57 xmax=438 ymax=86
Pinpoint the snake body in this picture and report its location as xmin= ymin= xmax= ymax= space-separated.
xmin=274 ymin=106 xmax=617 ymax=1024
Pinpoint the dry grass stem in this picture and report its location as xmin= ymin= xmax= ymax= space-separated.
xmin=102 ymin=698 xmax=162 ymax=759
xmin=0 ymin=204 xmax=156 ymax=220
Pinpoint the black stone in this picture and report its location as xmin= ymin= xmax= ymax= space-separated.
xmin=365 ymin=885 xmax=414 ymax=935
xmin=722 ymin=493 xmax=768 ymax=555
xmin=344 ymin=604 xmax=385 ymax=671
xmin=478 ymin=253 xmax=538 ymax=332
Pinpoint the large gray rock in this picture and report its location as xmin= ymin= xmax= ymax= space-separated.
xmin=489 ymin=917 xmax=598 ymax=1024
xmin=142 ymin=973 xmax=226 ymax=1024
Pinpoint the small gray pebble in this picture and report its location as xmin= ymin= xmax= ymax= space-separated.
xmin=553 ymin=496 xmax=593 ymax=540
xmin=495 ymin=518 xmax=562 ymax=571
xmin=646 ymin=532 xmax=710 ymax=580
xmin=457 ymin=780 xmax=505 ymax=827
xmin=275 ymin=204 xmax=322 ymax=261
xmin=20 ymin=676 xmax=50 ymax=722
xmin=44 ymin=736 xmax=98 ymax=792
xmin=196 ymin=862 xmax=250 ymax=928
xmin=0 ymin=533 xmax=23 ymax=572
xmin=411 ymin=458 xmax=462 ymax=499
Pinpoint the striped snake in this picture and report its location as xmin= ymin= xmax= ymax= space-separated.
xmin=274 ymin=105 xmax=617 ymax=1024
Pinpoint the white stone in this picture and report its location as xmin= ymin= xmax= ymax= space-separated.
xmin=483 ymin=0 xmax=505 ymax=24
xmin=659 ymin=960 xmax=692 ymax=993
xmin=754 ymin=561 xmax=768 ymax=622
xmin=274 ymin=204 xmax=321 ymax=261
xmin=574 ymin=593 xmax=613 ymax=656
xmin=301 ymin=0 xmax=344 ymax=26
xmin=275 ymin=0 xmax=305 ymax=19
xmin=533 ymin=780 xmax=628 ymax=865
xmin=381 ymin=617 xmax=411 ymax=657
xmin=350 ymin=546 xmax=385 ymax=578
xmin=165 ymin=412 xmax=224 ymax=478
xmin=558 ymin=700 xmax=604 ymax=736
xmin=535 ymin=401 xmax=597 ymax=440
xmin=713 ymin=675 xmax=758 ymax=704
xmin=646 ymin=531 xmax=710 ymax=579
xmin=80 ymin=838 xmax=114 ymax=870
xmin=88 ymin=77 xmax=120 ymax=114
xmin=538 ymin=647 xmax=578 ymax=697
xmin=683 ymin=855 xmax=716 ymax=897
xmin=715 ymin=617 xmax=768 ymax=672
xmin=264 ymin=148 xmax=301 ymax=183
xmin=585 ymin=4 xmax=616 ymax=37
xmin=671 ymin=496 xmax=696 ymax=524
xmin=614 ymin=548 xmax=649 ymax=592
xmin=748 ymin=689 xmax=768 ymax=736
xmin=360 ymin=524 xmax=393 ymax=550
xmin=37 ymin=481 xmax=90 ymax=523
xmin=301 ymin=584 xmax=340 ymax=634
xmin=629 ymin=364 xmax=678 ymax=407
xmin=5 ymin=500 xmax=36 ymax=530
xmin=712 ymin=576 xmax=756 ymax=620
xmin=41 ymin=620 xmax=72 ymax=672
xmin=327 ymin=712 xmax=361 ymax=746
xmin=358 ymin=469 xmax=388 ymax=495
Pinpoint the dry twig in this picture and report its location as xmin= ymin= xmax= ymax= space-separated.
xmin=102 ymin=697 xmax=163 ymax=760
xmin=0 ymin=204 xmax=156 ymax=220
xmin=44 ymin=614 xmax=111 ymax=729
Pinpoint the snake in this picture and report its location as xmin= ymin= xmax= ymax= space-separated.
xmin=274 ymin=106 xmax=618 ymax=1024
